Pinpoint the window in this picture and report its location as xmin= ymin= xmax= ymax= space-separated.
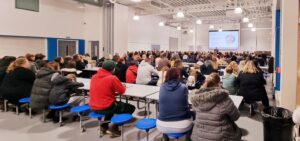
xmin=15 ymin=0 xmax=39 ymax=12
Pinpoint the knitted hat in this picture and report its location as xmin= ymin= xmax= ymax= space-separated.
xmin=102 ymin=60 xmax=116 ymax=71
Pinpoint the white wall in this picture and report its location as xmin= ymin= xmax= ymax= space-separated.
xmin=127 ymin=8 xmax=181 ymax=51
xmin=0 ymin=0 xmax=85 ymax=39
xmin=83 ymin=4 xmax=103 ymax=57
xmin=0 ymin=36 xmax=45 ymax=57
xmin=0 ymin=0 xmax=103 ymax=57
xmin=114 ymin=3 xmax=129 ymax=55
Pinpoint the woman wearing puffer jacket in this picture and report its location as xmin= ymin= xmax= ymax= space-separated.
xmin=30 ymin=62 xmax=60 ymax=121
xmin=190 ymin=73 xmax=242 ymax=141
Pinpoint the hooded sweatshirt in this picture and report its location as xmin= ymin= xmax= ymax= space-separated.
xmin=158 ymin=80 xmax=190 ymax=121
xmin=126 ymin=65 xmax=138 ymax=83
xmin=89 ymin=68 xmax=126 ymax=110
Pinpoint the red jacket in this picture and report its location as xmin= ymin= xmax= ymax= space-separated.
xmin=89 ymin=69 xmax=126 ymax=110
xmin=126 ymin=65 xmax=138 ymax=83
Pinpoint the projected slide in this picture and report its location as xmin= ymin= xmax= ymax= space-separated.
xmin=209 ymin=31 xmax=239 ymax=50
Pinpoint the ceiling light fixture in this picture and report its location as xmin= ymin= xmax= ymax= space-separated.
xmin=209 ymin=25 xmax=214 ymax=29
xmin=190 ymin=29 xmax=194 ymax=33
xmin=176 ymin=11 xmax=185 ymax=18
xmin=248 ymin=23 xmax=253 ymax=28
xmin=133 ymin=15 xmax=140 ymax=21
xmin=234 ymin=7 xmax=243 ymax=14
xmin=242 ymin=17 xmax=249 ymax=23
xmin=131 ymin=0 xmax=142 ymax=2
xmin=218 ymin=28 xmax=223 ymax=32
xmin=177 ymin=26 xmax=181 ymax=30
xmin=251 ymin=27 xmax=256 ymax=32
xmin=158 ymin=21 xmax=165 ymax=26
xmin=196 ymin=19 xmax=202 ymax=25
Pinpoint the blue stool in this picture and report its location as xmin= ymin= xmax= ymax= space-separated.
xmin=48 ymin=104 xmax=69 ymax=127
xmin=70 ymin=105 xmax=90 ymax=132
xmin=167 ymin=133 xmax=186 ymax=141
xmin=18 ymin=97 xmax=31 ymax=118
xmin=136 ymin=118 xmax=156 ymax=141
xmin=111 ymin=114 xmax=133 ymax=141
xmin=88 ymin=112 xmax=106 ymax=137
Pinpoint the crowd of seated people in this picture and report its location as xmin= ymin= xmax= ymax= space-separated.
xmin=0 ymin=50 xmax=271 ymax=140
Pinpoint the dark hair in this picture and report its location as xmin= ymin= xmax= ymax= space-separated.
xmin=165 ymin=68 xmax=180 ymax=82
xmin=54 ymin=57 xmax=63 ymax=64
xmin=118 ymin=58 xmax=124 ymax=64
xmin=0 ymin=56 xmax=16 ymax=67
xmin=128 ymin=53 xmax=133 ymax=58
xmin=25 ymin=53 xmax=35 ymax=62
xmin=73 ymin=54 xmax=81 ymax=61
xmin=46 ymin=62 xmax=60 ymax=71
xmin=202 ymin=73 xmax=220 ymax=88
xmin=65 ymin=61 xmax=76 ymax=69
xmin=35 ymin=53 xmax=45 ymax=60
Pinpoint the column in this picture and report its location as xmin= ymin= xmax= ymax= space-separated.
xmin=279 ymin=0 xmax=299 ymax=110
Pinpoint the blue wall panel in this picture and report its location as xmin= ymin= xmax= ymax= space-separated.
xmin=275 ymin=10 xmax=281 ymax=91
xmin=78 ymin=40 xmax=85 ymax=55
xmin=47 ymin=38 xmax=58 ymax=61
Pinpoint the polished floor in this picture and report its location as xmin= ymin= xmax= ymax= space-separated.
xmin=0 ymin=77 xmax=275 ymax=141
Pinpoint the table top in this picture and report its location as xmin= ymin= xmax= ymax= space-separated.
xmin=146 ymin=92 xmax=243 ymax=108
xmin=76 ymin=78 xmax=160 ymax=98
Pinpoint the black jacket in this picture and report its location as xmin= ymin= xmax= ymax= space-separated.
xmin=30 ymin=68 xmax=58 ymax=110
xmin=236 ymin=71 xmax=267 ymax=103
xmin=49 ymin=75 xmax=83 ymax=105
xmin=76 ymin=61 xmax=86 ymax=70
xmin=115 ymin=63 xmax=127 ymax=82
xmin=0 ymin=67 xmax=35 ymax=104
xmin=0 ymin=66 xmax=8 ymax=90
xmin=200 ymin=64 xmax=213 ymax=75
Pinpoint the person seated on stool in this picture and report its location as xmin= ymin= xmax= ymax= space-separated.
xmin=49 ymin=74 xmax=86 ymax=107
xmin=126 ymin=60 xmax=138 ymax=84
xmin=235 ymin=60 xmax=269 ymax=113
xmin=222 ymin=66 xmax=237 ymax=95
xmin=136 ymin=56 xmax=158 ymax=86
xmin=190 ymin=73 xmax=241 ymax=141
xmin=0 ymin=58 xmax=35 ymax=110
xmin=157 ymin=68 xmax=194 ymax=141
xmin=90 ymin=60 xmax=136 ymax=136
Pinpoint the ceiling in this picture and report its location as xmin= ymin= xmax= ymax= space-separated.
xmin=116 ymin=0 xmax=273 ymax=26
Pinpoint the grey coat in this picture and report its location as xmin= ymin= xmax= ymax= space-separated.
xmin=49 ymin=75 xmax=83 ymax=105
xmin=30 ymin=68 xmax=58 ymax=111
xmin=190 ymin=88 xmax=241 ymax=141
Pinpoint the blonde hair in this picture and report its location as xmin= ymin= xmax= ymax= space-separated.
xmin=228 ymin=61 xmax=239 ymax=75
xmin=160 ymin=66 xmax=169 ymax=83
xmin=242 ymin=60 xmax=258 ymax=73
xmin=6 ymin=58 xmax=28 ymax=73
xmin=201 ymin=73 xmax=220 ymax=88
xmin=194 ymin=64 xmax=200 ymax=70
xmin=211 ymin=56 xmax=219 ymax=70
xmin=189 ymin=69 xmax=198 ymax=77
